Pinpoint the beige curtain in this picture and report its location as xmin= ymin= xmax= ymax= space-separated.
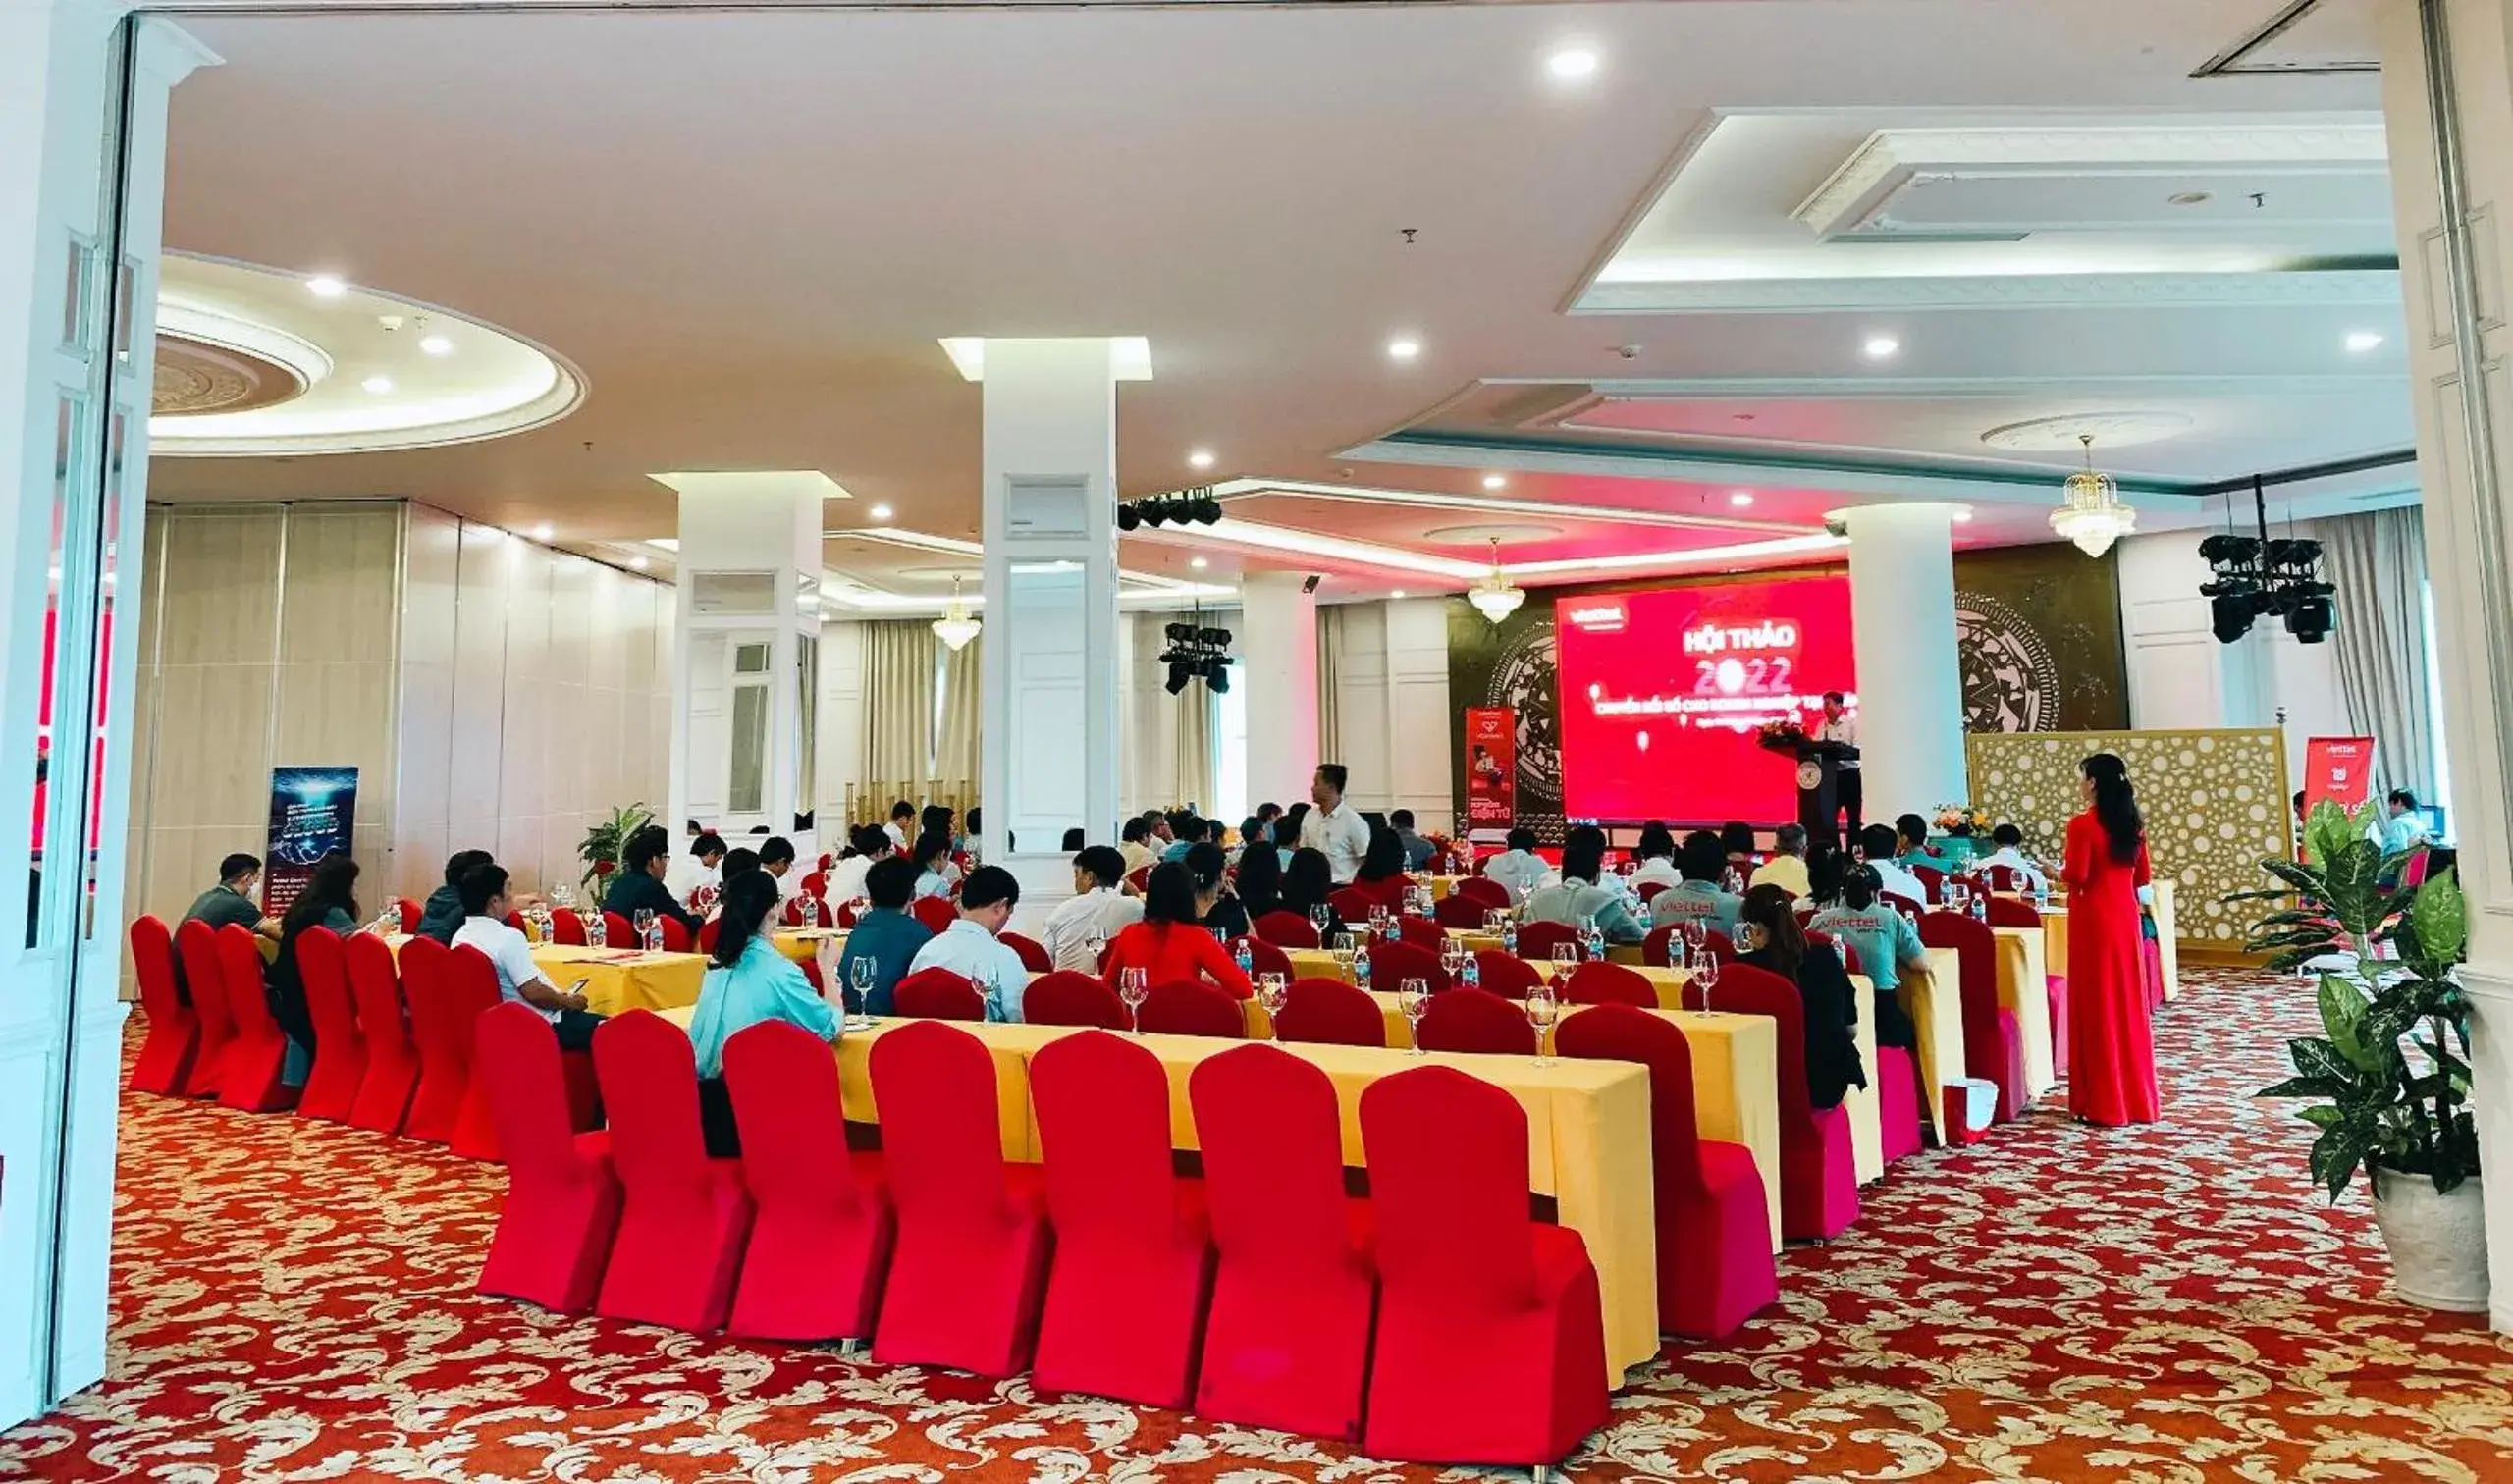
xmin=1175 ymin=673 xmax=1216 ymax=813
xmin=934 ymin=631 xmax=984 ymax=793
xmin=1316 ymin=604 xmax=1344 ymax=763
xmin=2316 ymin=507 xmax=2435 ymax=802
xmin=859 ymin=619 xmax=938 ymax=793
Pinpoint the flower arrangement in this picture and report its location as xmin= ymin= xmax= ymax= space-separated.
xmin=1933 ymin=803 xmax=1993 ymax=837
xmin=1755 ymin=719 xmax=1808 ymax=753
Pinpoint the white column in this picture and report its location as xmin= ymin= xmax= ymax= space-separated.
xmin=2378 ymin=0 xmax=2513 ymax=1332
xmin=978 ymin=339 xmax=1122 ymax=928
xmin=1842 ymin=503 xmax=1968 ymax=826
xmin=1238 ymin=572 xmax=1318 ymax=817
xmin=0 ymin=1 xmax=214 ymax=1428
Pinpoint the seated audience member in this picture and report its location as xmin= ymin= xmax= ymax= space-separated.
xmin=1806 ymin=844 xmax=1847 ymax=908
xmin=2383 ymin=789 xmax=2433 ymax=854
xmin=416 ymin=849 xmax=494 ymax=944
xmin=686 ymin=869 xmax=837 ymax=1150
xmin=267 ymin=852 xmax=362 ymax=1063
xmin=1858 ymin=823 xmax=1931 ymax=905
xmin=1979 ymin=822 xmax=2051 ymax=893
xmin=1041 ymin=845 xmax=1143 ymax=972
xmin=1118 ymin=816 xmax=1160 ymax=875
xmin=822 ymin=823 xmax=890 ymax=907
xmin=834 ymin=857 xmax=931 ymax=1015
xmin=604 ymin=825 xmax=704 ymax=937
xmin=962 ymin=807 xmax=985 ymax=866
xmin=884 ymin=799 xmax=918 ymax=852
xmin=1103 ymin=861 xmax=1256 ymax=997
xmin=910 ymin=832 xmax=960 ymax=900
xmin=183 ymin=852 xmax=279 ymax=940
xmin=758 ymin=835 xmax=806 ymax=901
xmin=1520 ymin=827 xmax=1647 ymax=945
xmin=1626 ymin=822 xmax=1681 ymax=890
xmin=921 ymin=803 xmax=956 ymax=849
xmin=1255 ymin=801 xmax=1283 ymax=832
xmin=666 ymin=832 xmax=727 ymax=909
xmin=1160 ymin=813 xmax=1207 ymax=864
xmin=1650 ymin=830 xmax=1745 ymax=938
xmin=1060 ymin=826 xmax=1087 ymax=853
xmin=906 ymin=866 xmax=1029 ymax=1021
xmin=1481 ymin=825 xmax=1555 ymax=904
xmin=1233 ymin=835 xmax=1285 ymax=922
xmin=717 ymin=847 xmax=762 ymax=890
xmin=1738 ymin=883 xmax=1865 ymax=1109
xmin=1807 ymin=864 xmax=1922 ymax=1052
xmin=1346 ymin=824 xmax=1414 ymax=911
xmin=1894 ymin=813 xmax=1938 ymax=869
xmin=1277 ymin=846 xmax=1351 ymax=943
xmin=1750 ymin=823 xmax=1813 ymax=900
xmin=455 ymin=864 xmax=601 ymax=1048
xmin=1390 ymin=808 xmax=1437 ymax=872
xmin=1720 ymin=821 xmax=1759 ymax=870
xmin=1187 ymin=841 xmax=1252 ymax=941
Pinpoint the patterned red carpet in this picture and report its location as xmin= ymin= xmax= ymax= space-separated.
xmin=6 ymin=966 xmax=2511 ymax=1481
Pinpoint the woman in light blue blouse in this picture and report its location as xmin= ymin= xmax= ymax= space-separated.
xmin=688 ymin=870 xmax=837 ymax=1153
xmin=1807 ymin=862 xmax=1921 ymax=1051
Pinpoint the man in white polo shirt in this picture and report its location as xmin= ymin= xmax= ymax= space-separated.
xmin=1298 ymin=763 xmax=1372 ymax=884
xmin=449 ymin=863 xmax=602 ymax=1049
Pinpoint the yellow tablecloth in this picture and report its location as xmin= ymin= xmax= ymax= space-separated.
xmin=653 ymin=1005 xmax=1660 ymax=1379
xmin=1991 ymin=926 xmax=2057 ymax=1098
xmin=528 ymin=943 xmax=708 ymax=1016
xmin=1896 ymin=946 xmax=1967 ymax=1142
xmin=773 ymin=928 xmax=844 ymax=964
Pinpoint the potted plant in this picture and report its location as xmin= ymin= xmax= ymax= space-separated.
xmin=576 ymin=802 xmax=654 ymax=901
xmin=2238 ymin=799 xmax=2486 ymax=1311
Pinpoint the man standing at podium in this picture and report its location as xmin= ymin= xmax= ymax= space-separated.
xmin=1814 ymin=691 xmax=1862 ymax=841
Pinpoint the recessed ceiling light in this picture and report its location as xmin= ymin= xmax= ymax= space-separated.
xmin=360 ymin=374 xmax=393 ymax=394
xmin=1482 ymin=474 xmax=1508 ymax=491
xmin=628 ymin=555 xmax=651 ymax=570
xmin=306 ymin=274 xmax=347 ymax=298
xmin=2346 ymin=331 xmax=2385 ymax=353
xmin=868 ymin=504 xmax=894 ymax=521
xmin=1952 ymin=507 xmax=1975 ymax=524
xmin=1391 ymin=589 xmax=1410 ymax=599
xmin=1189 ymin=556 xmax=1209 ymax=570
xmin=1546 ymin=47 xmax=1599 ymax=80
xmin=1188 ymin=449 xmax=1215 ymax=470
xmin=530 ymin=523 xmax=554 ymax=541
xmin=1729 ymin=491 xmax=1755 ymax=508
xmin=1862 ymin=335 xmax=1900 ymax=360
xmin=1386 ymin=337 xmax=1422 ymax=361
xmin=418 ymin=334 xmax=454 ymax=356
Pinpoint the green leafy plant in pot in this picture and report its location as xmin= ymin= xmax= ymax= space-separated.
xmin=577 ymin=802 xmax=654 ymax=901
xmin=2234 ymin=798 xmax=2485 ymax=1311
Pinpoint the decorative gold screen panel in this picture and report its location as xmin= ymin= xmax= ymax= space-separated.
xmin=1965 ymin=728 xmax=2294 ymax=944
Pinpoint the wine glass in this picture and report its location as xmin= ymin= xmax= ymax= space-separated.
xmin=551 ymin=882 xmax=574 ymax=912
xmin=1118 ymin=967 xmax=1150 ymax=1034
xmin=846 ymin=956 xmax=876 ymax=1026
xmin=1439 ymin=935 xmax=1467 ymax=980
xmin=1309 ymin=903 xmax=1332 ymax=939
xmin=1695 ymin=950 xmax=1722 ymax=1013
xmin=1549 ymin=942 xmax=1577 ymax=981
xmin=631 ymin=908 xmax=658 ymax=952
xmin=1526 ymin=984 xmax=1561 ymax=1065
xmin=1256 ymin=972 xmax=1289 ymax=1037
xmin=1684 ymin=919 xmax=1708 ymax=960
xmin=1484 ymin=908 xmax=1508 ymax=934
xmin=1397 ymin=977 xmax=1431 ymax=1055
xmin=1330 ymin=931 xmax=1358 ymax=974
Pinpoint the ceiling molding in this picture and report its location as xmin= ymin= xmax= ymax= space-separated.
xmin=1564 ymin=372 xmax=2403 ymax=399
xmin=2194 ymin=0 xmax=2379 ymax=76
xmin=1211 ymin=475 xmax=1813 ymax=536
xmin=1575 ymin=267 xmax=2401 ymax=315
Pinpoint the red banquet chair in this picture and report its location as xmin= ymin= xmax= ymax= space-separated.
xmin=345 ymin=931 xmax=420 ymax=1135
xmin=401 ymin=937 xmax=475 ymax=1144
xmin=907 ymin=897 xmax=956 ymax=935
xmin=1881 ymin=891 xmax=1924 ymax=920
xmin=1137 ymin=980 xmax=1247 ymax=1039
xmin=697 ymin=918 xmax=721 ymax=955
xmin=1359 ymin=1066 xmax=1610 ymax=1473
xmin=1001 ymin=930 xmax=1054 ymax=974
xmin=1328 ymin=887 xmax=1378 ymax=925
xmin=1470 ymin=950 xmax=1543 ymax=1000
xmin=1910 ymin=864 xmax=1947 ymax=904
xmin=602 ymin=910 xmax=634 ymax=948
xmin=1564 ymin=960 xmax=1654 ymax=1009
xmin=1434 ymin=894 xmax=1491 ymax=930
xmin=172 ymin=919 xmax=234 ymax=1099
xmin=548 ymin=910 xmax=589 ymax=947
xmin=1920 ymin=911 xmax=2028 ymax=1123
xmin=443 ymin=947 xmax=512 ymax=1161
xmin=1393 ymin=915 xmax=1446 ymax=951
xmin=1367 ymin=938 xmax=1450 ymax=995
xmin=1125 ymin=865 xmax=1151 ymax=894
xmin=1190 ymin=1043 xmax=1376 ymax=1440
xmin=723 ymin=1020 xmax=893 ymax=1343
xmin=1451 ymin=876 xmax=1511 ymax=913
xmin=474 ymin=1002 xmax=621 ymax=1315
xmin=1985 ymin=893 xmax=2067 ymax=1076
xmin=592 ymin=1009 xmax=755 ymax=1331
xmin=894 ymin=967 xmax=985 ymax=1021
xmin=1636 ymin=880 xmax=1671 ymax=905
xmin=1031 ymin=1032 xmax=1215 ymax=1406
xmin=870 ymin=1020 xmax=1052 ymax=1376
xmin=1254 ymin=910 xmax=1321 ymax=949
xmin=215 ymin=924 xmax=295 ymax=1113
xmin=1698 ymin=963 xmax=1858 ymax=1242
xmin=1416 ymin=986 xmax=1536 ymax=1057
xmin=1512 ymin=921 xmax=1585 ymax=964
xmin=394 ymin=897 xmax=424 ymax=933
xmin=128 ymin=916 xmax=196 ymax=1097
xmin=659 ymin=917 xmax=693 ymax=954
xmin=1024 ymin=971 xmax=1127 ymax=1030
xmin=1233 ymin=934 xmax=1294 ymax=983
xmin=1980 ymin=864 xmax=2028 ymax=895
xmin=1642 ymin=925 xmax=1683 ymax=968
xmin=1271 ymin=978 xmax=1387 ymax=1048
xmin=1555 ymin=1004 xmax=1774 ymax=1339
xmin=293 ymin=927 xmax=368 ymax=1123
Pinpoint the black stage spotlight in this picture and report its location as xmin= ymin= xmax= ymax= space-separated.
xmin=1193 ymin=495 xmax=1224 ymax=524
xmin=2285 ymin=593 xmax=2335 ymax=644
xmin=1116 ymin=504 xmax=1140 ymax=531
xmin=2210 ymin=592 xmax=2258 ymax=644
xmin=1164 ymin=661 xmax=1193 ymax=695
xmin=1203 ymin=657 xmax=1231 ymax=694
xmin=1166 ymin=621 xmax=1197 ymax=643
xmin=1140 ymin=502 xmax=1168 ymax=526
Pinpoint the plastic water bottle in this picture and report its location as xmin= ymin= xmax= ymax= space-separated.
xmin=2034 ymin=878 xmax=2052 ymax=912
xmin=1583 ymin=915 xmax=1606 ymax=962
xmin=1461 ymin=951 xmax=1481 ymax=989
xmin=1234 ymin=937 xmax=1254 ymax=977
xmin=1971 ymin=889 xmax=1989 ymax=923
xmin=1501 ymin=919 xmax=1519 ymax=957
xmin=1354 ymin=938 xmax=1373 ymax=991
xmin=587 ymin=912 xmax=607 ymax=948
xmin=1725 ymin=867 xmax=1745 ymax=896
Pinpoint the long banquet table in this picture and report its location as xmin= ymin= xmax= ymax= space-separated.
xmin=653 ymin=1003 xmax=1663 ymax=1379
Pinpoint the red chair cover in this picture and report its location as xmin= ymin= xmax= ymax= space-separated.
xmin=345 ymin=931 xmax=419 ymax=1134
xmin=1642 ymin=925 xmax=1681 ymax=968
xmin=1877 ymin=1045 xmax=1926 ymax=1163
xmin=550 ymin=911 xmax=588 ymax=947
xmin=1984 ymin=894 xmax=2041 ymax=928
xmin=445 ymin=946 xmax=510 ymax=1161
xmin=1451 ymin=876 xmax=1511 ymax=912
xmin=894 ymin=968 xmax=985 ymax=1021
xmin=1138 ymin=980 xmax=1247 ymax=1039
xmin=1367 ymin=938 xmax=1450 ymax=995
xmin=1699 ymin=928 xmax=1738 ymax=965
xmin=1030 ymin=1032 xmax=1215 ymax=1406
xmin=1555 ymin=1005 xmax=1775 ymax=1338
xmin=1470 ymin=950 xmax=1542 ymax=1000
xmin=216 ymin=924 xmax=295 ymax=1113
xmin=1327 ymin=887 xmax=1378 ymax=924
xmin=1564 ymin=960 xmax=1654 ymax=1008
xmin=1434 ymin=894 xmax=1489 ymax=929
xmin=395 ymin=897 xmax=423 ymax=932
xmin=602 ymin=910 xmax=634 ymax=947
xmin=1025 ymin=971 xmax=1126 ymax=1030
xmin=1001 ymin=930 xmax=1053 ymax=974
xmin=172 ymin=919 xmax=233 ymax=1099
xmin=1393 ymin=915 xmax=1445 ymax=950
xmin=1189 ymin=1044 xmax=1375 ymax=1439
xmin=474 ymin=1003 xmax=621 ymax=1314
xmin=1358 ymin=1066 xmax=1610 ymax=1469
xmin=1919 ymin=911 xmax=2027 ymax=1122
xmin=592 ymin=1009 xmax=755 ymax=1330
xmin=1272 ymin=978 xmax=1387 ymax=1048
xmin=1980 ymin=864 xmax=2028 ymax=894
xmin=911 ymin=897 xmax=959 ymax=935
xmin=1512 ymin=921 xmax=1585 ymax=964
xmin=1702 ymin=962 xmax=1859 ymax=1241
xmin=1910 ymin=864 xmax=1947 ymax=903
xmin=659 ymin=917 xmax=692 ymax=953
xmin=1254 ymin=910 xmax=1321 ymax=949
xmin=697 ymin=918 xmax=721 ymax=955
xmin=1636 ymin=880 xmax=1670 ymax=904
xmin=1415 ymin=986 xmax=1535 ymax=1057
xmin=400 ymin=937 xmax=468 ymax=1144
xmin=722 ymin=1021 xmax=893 ymax=1342
xmin=870 ymin=1020 xmax=1051 ymax=1376
xmin=799 ymin=871 xmax=829 ymax=899
xmin=128 ymin=916 xmax=196 ymax=1097
xmin=1234 ymin=934 xmax=1294 ymax=983
xmin=294 ymin=927 xmax=366 ymax=1123
xmin=1125 ymin=865 xmax=1151 ymax=893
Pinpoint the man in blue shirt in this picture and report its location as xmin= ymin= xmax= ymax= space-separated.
xmin=1649 ymin=830 xmax=1745 ymax=939
xmin=905 ymin=866 xmax=1031 ymax=1021
xmin=1159 ymin=813 xmax=1206 ymax=864
xmin=835 ymin=856 xmax=932 ymax=1016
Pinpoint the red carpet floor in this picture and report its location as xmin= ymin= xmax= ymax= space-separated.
xmin=6 ymin=966 xmax=2511 ymax=1481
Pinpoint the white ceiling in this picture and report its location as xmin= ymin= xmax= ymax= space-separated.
xmin=146 ymin=0 xmax=2411 ymax=608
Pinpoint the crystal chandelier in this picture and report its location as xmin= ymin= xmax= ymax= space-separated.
xmin=2050 ymin=433 xmax=2135 ymax=557
xmin=931 ymin=575 xmax=982 ymax=652
xmin=1466 ymin=537 xmax=1525 ymax=623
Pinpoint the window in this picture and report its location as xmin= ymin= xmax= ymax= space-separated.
xmin=728 ymin=640 xmax=771 ymax=814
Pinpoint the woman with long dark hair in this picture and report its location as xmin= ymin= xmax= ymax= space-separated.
xmin=2063 ymin=751 xmax=2160 ymax=1125
xmin=1277 ymin=846 xmax=1349 ymax=943
xmin=1344 ymin=823 xmax=1414 ymax=912
xmin=687 ymin=868 xmax=838 ymax=1154
xmin=1233 ymin=834 xmax=1284 ymax=922
xmin=267 ymin=852 xmax=361 ymax=1065
xmin=1188 ymin=841 xmax=1252 ymax=941
xmin=1737 ymin=884 xmax=1864 ymax=1109
xmin=1102 ymin=860 xmax=1254 ymax=996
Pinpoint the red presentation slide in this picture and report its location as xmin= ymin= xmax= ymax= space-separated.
xmin=1555 ymin=574 xmax=1857 ymax=823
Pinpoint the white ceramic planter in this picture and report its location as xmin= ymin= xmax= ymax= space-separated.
xmin=2371 ymin=1168 xmax=2491 ymax=1313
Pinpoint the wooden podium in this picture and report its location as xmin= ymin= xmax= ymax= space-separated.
xmin=1766 ymin=737 xmax=1859 ymax=843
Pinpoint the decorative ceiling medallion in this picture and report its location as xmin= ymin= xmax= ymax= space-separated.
xmin=153 ymin=336 xmax=305 ymax=416
xmin=1418 ymin=521 xmax=1564 ymax=546
xmin=1981 ymin=411 xmax=2194 ymax=451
